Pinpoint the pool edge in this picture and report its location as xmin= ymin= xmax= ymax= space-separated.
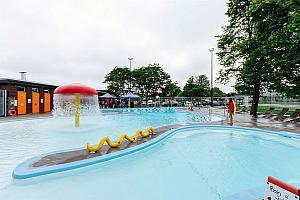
xmin=12 ymin=125 xmax=299 ymax=180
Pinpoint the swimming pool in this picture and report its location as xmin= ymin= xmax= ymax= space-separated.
xmin=0 ymin=109 xmax=220 ymax=188
xmin=1 ymin=109 xmax=299 ymax=200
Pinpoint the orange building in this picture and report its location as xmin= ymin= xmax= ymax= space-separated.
xmin=0 ymin=78 xmax=57 ymax=116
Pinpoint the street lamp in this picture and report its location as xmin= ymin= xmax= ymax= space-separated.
xmin=128 ymin=58 xmax=133 ymax=108
xmin=128 ymin=58 xmax=133 ymax=92
xmin=209 ymin=48 xmax=214 ymax=107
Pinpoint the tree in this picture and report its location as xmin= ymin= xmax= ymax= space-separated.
xmin=250 ymin=0 xmax=300 ymax=98
xmin=182 ymin=75 xmax=210 ymax=97
xmin=104 ymin=66 xmax=131 ymax=95
xmin=104 ymin=63 xmax=177 ymax=100
xmin=213 ymin=87 xmax=225 ymax=97
xmin=161 ymin=80 xmax=181 ymax=97
xmin=217 ymin=0 xmax=300 ymax=117
xmin=132 ymin=63 xmax=171 ymax=101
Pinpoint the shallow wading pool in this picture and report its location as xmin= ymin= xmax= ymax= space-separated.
xmin=0 ymin=109 xmax=219 ymax=187
xmin=0 ymin=109 xmax=299 ymax=200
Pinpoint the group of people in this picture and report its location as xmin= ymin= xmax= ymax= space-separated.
xmin=99 ymin=99 xmax=121 ymax=108
xmin=99 ymin=99 xmax=143 ymax=108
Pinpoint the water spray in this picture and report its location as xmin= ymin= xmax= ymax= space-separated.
xmin=53 ymin=84 xmax=99 ymax=128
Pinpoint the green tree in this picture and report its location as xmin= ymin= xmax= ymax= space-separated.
xmin=182 ymin=75 xmax=210 ymax=97
xmin=132 ymin=63 xmax=171 ymax=101
xmin=213 ymin=87 xmax=225 ymax=97
xmin=257 ymin=0 xmax=300 ymax=98
xmin=104 ymin=66 xmax=131 ymax=95
xmin=250 ymin=0 xmax=300 ymax=98
xmin=161 ymin=80 xmax=181 ymax=97
xmin=104 ymin=63 xmax=177 ymax=100
xmin=217 ymin=0 xmax=300 ymax=117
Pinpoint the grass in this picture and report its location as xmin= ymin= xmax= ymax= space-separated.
xmin=257 ymin=106 xmax=296 ymax=115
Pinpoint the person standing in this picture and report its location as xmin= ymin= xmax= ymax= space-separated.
xmin=228 ymin=98 xmax=235 ymax=126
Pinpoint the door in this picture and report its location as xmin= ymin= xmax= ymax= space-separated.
xmin=44 ymin=93 xmax=50 ymax=112
xmin=32 ymin=92 xmax=40 ymax=113
xmin=17 ymin=91 xmax=27 ymax=115
xmin=0 ymin=90 xmax=6 ymax=116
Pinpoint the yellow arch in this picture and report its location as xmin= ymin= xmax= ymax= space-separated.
xmin=87 ymin=127 xmax=155 ymax=153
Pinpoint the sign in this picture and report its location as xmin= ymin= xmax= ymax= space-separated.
xmin=28 ymin=99 xmax=31 ymax=104
xmin=265 ymin=176 xmax=300 ymax=200
xmin=41 ymin=99 xmax=44 ymax=103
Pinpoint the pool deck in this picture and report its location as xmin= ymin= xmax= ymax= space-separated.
xmin=210 ymin=107 xmax=300 ymax=134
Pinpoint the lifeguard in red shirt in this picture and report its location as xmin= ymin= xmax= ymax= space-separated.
xmin=228 ymin=98 xmax=236 ymax=126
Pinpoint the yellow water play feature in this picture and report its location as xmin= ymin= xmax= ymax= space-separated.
xmin=87 ymin=127 xmax=155 ymax=153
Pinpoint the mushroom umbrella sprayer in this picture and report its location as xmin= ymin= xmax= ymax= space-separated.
xmin=53 ymin=84 xmax=99 ymax=127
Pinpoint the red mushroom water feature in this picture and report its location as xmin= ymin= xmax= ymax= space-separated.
xmin=53 ymin=84 xmax=99 ymax=127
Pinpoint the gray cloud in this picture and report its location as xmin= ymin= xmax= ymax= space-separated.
xmin=0 ymin=0 xmax=233 ymax=92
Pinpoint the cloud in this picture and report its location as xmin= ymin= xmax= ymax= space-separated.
xmin=0 ymin=0 xmax=233 ymax=92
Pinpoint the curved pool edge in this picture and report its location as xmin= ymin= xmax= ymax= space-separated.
xmin=12 ymin=125 xmax=300 ymax=180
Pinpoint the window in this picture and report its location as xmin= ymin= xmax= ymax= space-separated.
xmin=16 ymin=86 xmax=25 ymax=92
xmin=32 ymin=88 xmax=39 ymax=93
xmin=44 ymin=89 xmax=50 ymax=93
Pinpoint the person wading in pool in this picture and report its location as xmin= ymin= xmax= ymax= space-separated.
xmin=227 ymin=98 xmax=235 ymax=126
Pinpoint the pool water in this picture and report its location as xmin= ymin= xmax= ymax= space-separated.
xmin=0 ymin=110 xmax=219 ymax=190
xmin=1 ymin=111 xmax=300 ymax=200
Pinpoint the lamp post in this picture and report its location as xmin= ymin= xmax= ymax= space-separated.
xmin=128 ymin=58 xmax=133 ymax=92
xmin=209 ymin=48 xmax=214 ymax=107
xmin=128 ymin=57 xmax=133 ymax=108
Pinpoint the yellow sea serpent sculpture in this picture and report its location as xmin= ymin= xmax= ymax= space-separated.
xmin=87 ymin=127 xmax=155 ymax=153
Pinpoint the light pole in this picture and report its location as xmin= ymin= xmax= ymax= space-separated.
xmin=209 ymin=48 xmax=214 ymax=107
xmin=128 ymin=58 xmax=133 ymax=92
xmin=128 ymin=58 xmax=133 ymax=108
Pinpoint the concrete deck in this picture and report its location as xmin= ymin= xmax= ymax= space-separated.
xmin=210 ymin=107 xmax=300 ymax=134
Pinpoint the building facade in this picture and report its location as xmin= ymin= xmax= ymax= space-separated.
xmin=0 ymin=78 xmax=57 ymax=116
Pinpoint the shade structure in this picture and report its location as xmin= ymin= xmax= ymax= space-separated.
xmin=121 ymin=92 xmax=140 ymax=99
xmin=54 ymin=83 xmax=97 ymax=95
xmin=100 ymin=93 xmax=116 ymax=98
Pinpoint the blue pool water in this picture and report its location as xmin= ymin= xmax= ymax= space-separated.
xmin=1 ymin=110 xmax=300 ymax=200
xmin=0 ymin=110 xmax=219 ymax=188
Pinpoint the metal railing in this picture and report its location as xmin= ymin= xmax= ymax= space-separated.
xmin=98 ymin=95 xmax=300 ymax=109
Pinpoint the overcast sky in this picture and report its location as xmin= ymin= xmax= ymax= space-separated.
xmin=0 ymin=0 xmax=234 ymax=93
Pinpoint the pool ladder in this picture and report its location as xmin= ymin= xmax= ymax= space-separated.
xmin=87 ymin=127 xmax=155 ymax=153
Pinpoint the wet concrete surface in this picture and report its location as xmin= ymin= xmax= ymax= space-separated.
xmin=210 ymin=108 xmax=300 ymax=134
xmin=0 ymin=112 xmax=53 ymax=122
